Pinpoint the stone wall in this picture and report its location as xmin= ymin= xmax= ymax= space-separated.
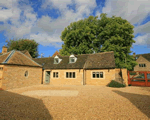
xmin=115 ymin=68 xmax=128 ymax=86
xmin=43 ymin=69 xmax=83 ymax=85
xmin=1 ymin=65 xmax=42 ymax=90
xmin=85 ymin=69 xmax=116 ymax=85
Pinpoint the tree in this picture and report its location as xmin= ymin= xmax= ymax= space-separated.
xmin=6 ymin=39 xmax=39 ymax=58
xmin=99 ymin=13 xmax=138 ymax=70
xmin=59 ymin=13 xmax=137 ymax=70
xmin=59 ymin=16 xmax=100 ymax=56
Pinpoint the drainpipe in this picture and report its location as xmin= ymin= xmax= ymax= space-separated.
xmin=41 ymin=63 xmax=45 ymax=84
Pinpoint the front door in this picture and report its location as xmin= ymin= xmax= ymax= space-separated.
xmin=45 ymin=71 xmax=50 ymax=84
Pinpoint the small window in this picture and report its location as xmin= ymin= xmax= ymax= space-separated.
xmin=66 ymin=72 xmax=76 ymax=78
xmin=66 ymin=72 xmax=68 ymax=78
xmin=24 ymin=71 xmax=28 ymax=77
xmin=53 ymin=72 xmax=55 ymax=77
xmin=73 ymin=72 xmax=75 ymax=78
xmin=96 ymin=72 xmax=99 ymax=78
xmin=70 ymin=72 xmax=72 ymax=78
xmin=70 ymin=57 xmax=75 ymax=63
xmin=100 ymin=72 xmax=103 ymax=78
xmin=92 ymin=72 xmax=95 ymax=78
xmin=54 ymin=58 xmax=59 ymax=64
xmin=53 ymin=72 xmax=58 ymax=78
xmin=92 ymin=72 xmax=103 ymax=78
xmin=139 ymin=64 xmax=146 ymax=67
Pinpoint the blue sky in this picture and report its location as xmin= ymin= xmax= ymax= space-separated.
xmin=0 ymin=0 xmax=149 ymax=58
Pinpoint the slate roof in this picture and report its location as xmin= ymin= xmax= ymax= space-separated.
xmin=0 ymin=50 xmax=42 ymax=67
xmin=136 ymin=53 xmax=150 ymax=62
xmin=33 ymin=51 xmax=116 ymax=69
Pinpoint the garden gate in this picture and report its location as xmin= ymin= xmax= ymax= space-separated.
xmin=128 ymin=71 xmax=150 ymax=87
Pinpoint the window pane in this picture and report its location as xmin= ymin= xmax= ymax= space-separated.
xmin=70 ymin=72 xmax=72 ymax=78
xmin=144 ymin=64 xmax=146 ymax=67
xmin=53 ymin=72 xmax=55 ymax=77
xmin=56 ymin=72 xmax=58 ymax=77
xmin=96 ymin=72 xmax=99 ymax=78
xmin=66 ymin=72 xmax=68 ymax=78
xmin=71 ymin=58 xmax=74 ymax=62
xmin=93 ymin=72 xmax=95 ymax=78
xmin=139 ymin=64 xmax=141 ymax=67
xmin=100 ymin=72 xmax=103 ymax=78
xmin=55 ymin=58 xmax=58 ymax=63
xmin=73 ymin=72 xmax=75 ymax=78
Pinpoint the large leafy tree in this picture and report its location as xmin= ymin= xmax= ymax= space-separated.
xmin=99 ymin=13 xmax=138 ymax=70
xmin=59 ymin=13 xmax=137 ymax=70
xmin=6 ymin=39 xmax=39 ymax=58
xmin=59 ymin=16 xmax=100 ymax=56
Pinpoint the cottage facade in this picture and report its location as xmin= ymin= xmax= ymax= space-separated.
xmin=134 ymin=53 xmax=150 ymax=71
xmin=33 ymin=51 xmax=128 ymax=86
xmin=0 ymin=46 xmax=42 ymax=90
xmin=0 ymin=46 xmax=128 ymax=90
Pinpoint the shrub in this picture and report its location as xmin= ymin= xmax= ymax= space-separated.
xmin=107 ymin=80 xmax=126 ymax=88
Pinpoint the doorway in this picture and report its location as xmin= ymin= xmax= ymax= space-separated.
xmin=45 ymin=71 xmax=50 ymax=84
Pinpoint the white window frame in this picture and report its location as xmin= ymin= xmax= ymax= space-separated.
xmin=65 ymin=72 xmax=76 ymax=78
xmin=91 ymin=71 xmax=104 ymax=79
xmin=54 ymin=58 xmax=59 ymax=64
xmin=70 ymin=57 xmax=75 ymax=63
xmin=53 ymin=72 xmax=59 ymax=78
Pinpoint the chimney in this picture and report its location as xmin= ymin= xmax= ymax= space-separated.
xmin=2 ymin=45 xmax=8 ymax=54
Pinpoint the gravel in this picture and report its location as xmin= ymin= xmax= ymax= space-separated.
xmin=0 ymin=85 xmax=150 ymax=120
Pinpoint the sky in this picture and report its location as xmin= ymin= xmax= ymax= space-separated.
xmin=0 ymin=0 xmax=149 ymax=58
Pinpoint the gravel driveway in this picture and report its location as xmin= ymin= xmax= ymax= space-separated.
xmin=0 ymin=85 xmax=150 ymax=120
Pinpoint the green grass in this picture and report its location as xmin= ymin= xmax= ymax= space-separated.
xmin=107 ymin=80 xmax=126 ymax=88
xmin=129 ymin=72 xmax=137 ymax=75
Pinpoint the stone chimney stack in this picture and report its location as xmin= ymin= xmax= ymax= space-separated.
xmin=2 ymin=45 xmax=8 ymax=54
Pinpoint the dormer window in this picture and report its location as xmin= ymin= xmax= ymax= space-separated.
xmin=54 ymin=55 xmax=62 ymax=64
xmin=70 ymin=57 xmax=75 ymax=63
xmin=69 ymin=54 xmax=77 ymax=63
xmin=54 ymin=58 xmax=59 ymax=64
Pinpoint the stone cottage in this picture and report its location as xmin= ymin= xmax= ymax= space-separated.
xmin=0 ymin=46 xmax=42 ymax=90
xmin=133 ymin=52 xmax=150 ymax=71
xmin=33 ymin=51 xmax=128 ymax=86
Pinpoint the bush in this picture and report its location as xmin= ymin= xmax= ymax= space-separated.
xmin=107 ymin=80 xmax=126 ymax=88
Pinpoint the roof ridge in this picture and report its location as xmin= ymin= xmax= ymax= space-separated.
xmin=2 ymin=50 xmax=15 ymax=63
xmin=17 ymin=51 xmax=42 ymax=67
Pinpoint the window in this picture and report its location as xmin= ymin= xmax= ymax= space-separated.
xmin=54 ymin=58 xmax=59 ymax=64
xmin=92 ymin=72 xmax=103 ymax=78
xmin=0 ymin=67 xmax=3 ymax=70
xmin=24 ymin=71 xmax=28 ymax=77
xmin=139 ymin=64 xmax=146 ymax=67
xmin=70 ymin=57 xmax=75 ymax=63
xmin=53 ymin=72 xmax=58 ymax=78
xmin=66 ymin=72 xmax=76 ymax=78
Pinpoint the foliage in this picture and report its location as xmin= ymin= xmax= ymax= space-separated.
xmin=59 ymin=16 xmax=100 ymax=56
xmin=59 ymin=13 xmax=138 ymax=71
xmin=6 ymin=39 xmax=39 ymax=58
xmin=108 ymin=80 xmax=126 ymax=88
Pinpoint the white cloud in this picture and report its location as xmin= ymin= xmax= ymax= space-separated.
xmin=0 ymin=0 xmax=149 ymax=49
xmin=133 ymin=21 xmax=150 ymax=35
xmin=133 ymin=33 xmax=150 ymax=46
xmin=102 ymin=0 xmax=150 ymax=25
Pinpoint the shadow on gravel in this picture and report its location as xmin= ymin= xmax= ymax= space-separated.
xmin=112 ymin=90 xmax=150 ymax=119
xmin=0 ymin=90 xmax=53 ymax=120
